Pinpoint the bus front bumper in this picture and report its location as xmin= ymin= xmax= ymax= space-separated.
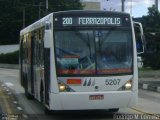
xmin=49 ymin=91 xmax=137 ymax=110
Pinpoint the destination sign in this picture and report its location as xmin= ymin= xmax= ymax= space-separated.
xmin=78 ymin=17 xmax=121 ymax=25
xmin=54 ymin=16 xmax=125 ymax=27
xmin=62 ymin=17 xmax=121 ymax=26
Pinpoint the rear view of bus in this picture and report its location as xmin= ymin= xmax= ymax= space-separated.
xmin=50 ymin=11 xmax=138 ymax=111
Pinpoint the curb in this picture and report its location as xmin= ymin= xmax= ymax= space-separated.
xmin=138 ymin=82 xmax=160 ymax=92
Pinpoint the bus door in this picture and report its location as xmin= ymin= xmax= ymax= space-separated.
xmin=20 ymin=37 xmax=24 ymax=86
xmin=26 ymin=33 xmax=34 ymax=95
xmin=33 ymin=28 xmax=45 ymax=101
xmin=31 ymin=33 xmax=35 ymax=95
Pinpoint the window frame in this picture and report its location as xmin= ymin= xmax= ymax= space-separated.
xmin=53 ymin=27 xmax=134 ymax=77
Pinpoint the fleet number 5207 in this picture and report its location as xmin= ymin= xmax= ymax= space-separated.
xmin=105 ymin=79 xmax=120 ymax=85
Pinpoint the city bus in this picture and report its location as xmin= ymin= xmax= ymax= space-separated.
xmin=20 ymin=10 xmax=144 ymax=113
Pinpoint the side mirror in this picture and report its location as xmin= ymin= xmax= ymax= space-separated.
xmin=134 ymin=22 xmax=145 ymax=55
xmin=44 ymin=21 xmax=52 ymax=48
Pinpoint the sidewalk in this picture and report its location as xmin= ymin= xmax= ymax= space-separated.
xmin=139 ymin=70 xmax=160 ymax=92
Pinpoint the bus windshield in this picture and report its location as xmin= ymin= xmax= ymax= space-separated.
xmin=55 ymin=29 xmax=133 ymax=75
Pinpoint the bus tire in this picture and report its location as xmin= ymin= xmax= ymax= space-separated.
xmin=109 ymin=108 xmax=119 ymax=113
xmin=25 ymin=85 xmax=34 ymax=100
xmin=44 ymin=107 xmax=53 ymax=114
xmin=40 ymin=82 xmax=44 ymax=103
xmin=24 ymin=75 xmax=34 ymax=100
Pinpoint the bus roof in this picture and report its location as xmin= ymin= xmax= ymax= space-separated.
xmin=53 ymin=10 xmax=130 ymax=16
xmin=20 ymin=13 xmax=53 ymax=36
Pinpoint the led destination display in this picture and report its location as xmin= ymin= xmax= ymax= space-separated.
xmin=54 ymin=12 xmax=131 ymax=27
xmin=54 ymin=16 xmax=131 ymax=27
xmin=62 ymin=17 xmax=121 ymax=26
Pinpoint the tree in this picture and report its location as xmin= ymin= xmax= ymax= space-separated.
xmin=0 ymin=0 xmax=22 ymax=44
xmin=142 ymin=5 xmax=160 ymax=69
xmin=0 ymin=0 xmax=83 ymax=45
xmin=142 ymin=5 xmax=160 ymax=32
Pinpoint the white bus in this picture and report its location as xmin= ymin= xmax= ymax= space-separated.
xmin=20 ymin=11 xmax=144 ymax=113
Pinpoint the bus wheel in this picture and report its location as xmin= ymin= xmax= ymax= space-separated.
xmin=109 ymin=108 xmax=119 ymax=113
xmin=24 ymin=76 xmax=34 ymax=100
xmin=44 ymin=107 xmax=53 ymax=114
xmin=24 ymin=84 xmax=34 ymax=100
xmin=40 ymin=82 xmax=44 ymax=103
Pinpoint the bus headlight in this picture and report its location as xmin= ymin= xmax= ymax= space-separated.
xmin=59 ymin=84 xmax=66 ymax=91
xmin=58 ymin=82 xmax=75 ymax=92
xmin=124 ymin=81 xmax=132 ymax=90
xmin=58 ymin=83 xmax=66 ymax=92
xmin=118 ymin=79 xmax=132 ymax=91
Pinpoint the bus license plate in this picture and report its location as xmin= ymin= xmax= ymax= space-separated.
xmin=89 ymin=95 xmax=104 ymax=100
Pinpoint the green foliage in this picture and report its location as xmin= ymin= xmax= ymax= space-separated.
xmin=0 ymin=1 xmax=22 ymax=44
xmin=0 ymin=0 xmax=83 ymax=45
xmin=143 ymin=33 xmax=160 ymax=69
xmin=142 ymin=5 xmax=160 ymax=32
xmin=0 ymin=51 xmax=19 ymax=64
xmin=142 ymin=5 xmax=160 ymax=69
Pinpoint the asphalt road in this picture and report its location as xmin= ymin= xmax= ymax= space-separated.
xmin=0 ymin=68 xmax=160 ymax=120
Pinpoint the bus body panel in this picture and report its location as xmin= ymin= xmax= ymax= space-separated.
xmin=49 ymin=91 xmax=137 ymax=110
xmin=49 ymin=12 xmax=138 ymax=110
xmin=131 ymin=15 xmax=138 ymax=92
xmin=56 ymin=75 xmax=133 ymax=92
xmin=20 ymin=13 xmax=53 ymax=101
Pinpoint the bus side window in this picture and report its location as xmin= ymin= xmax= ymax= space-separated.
xmin=134 ymin=22 xmax=145 ymax=55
